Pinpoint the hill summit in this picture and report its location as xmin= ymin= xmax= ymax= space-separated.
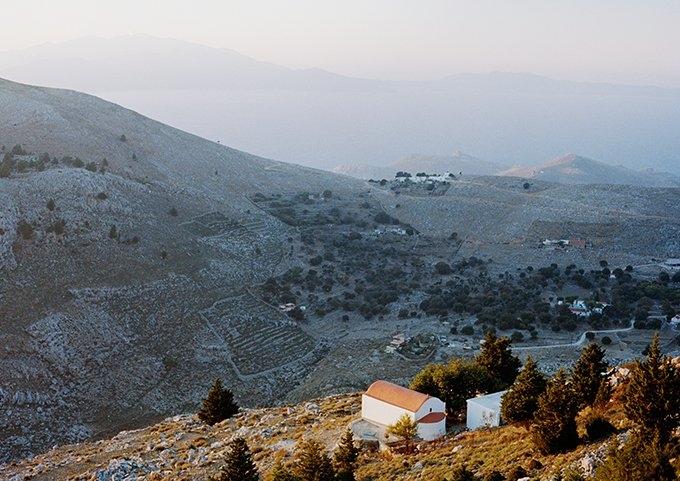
xmin=501 ymin=153 xmax=680 ymax=187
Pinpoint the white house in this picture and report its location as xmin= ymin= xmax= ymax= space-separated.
xmin=361 ymin=380 xmax=446 ymax=441
xmin=466 ymin=391 xmax=506 ymax=430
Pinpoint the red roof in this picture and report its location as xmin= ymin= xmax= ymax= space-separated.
xmin=417 ymin=412 xmax=446 ymax=424
xmin=364 ymin=380 xmax=430 ymax=412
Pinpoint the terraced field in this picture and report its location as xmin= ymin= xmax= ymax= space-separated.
xmin=200 ymin=293 xmax=316 ymax=376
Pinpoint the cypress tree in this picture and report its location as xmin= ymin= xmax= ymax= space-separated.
xmin=571 ymin=342 xmax=608 ymax=409
xmin=210 ymin=437 xmax=259 ymax=481
xmin=500 ymin=356 xmax=547 ymax=423
xmin=624 ymin=334 xmax=680 ymax=443
xmin=476 ymin=331 xmax=521 ymax=387
xmin=333 ymin=429 xmax=359 ymax=481
xmin=198 ymin=378 xmax=239 ymax=425
xmin=293 ymin=439 xmax=335 ymax=481
xmin=530 ymin=369 xmax=579 ymax=454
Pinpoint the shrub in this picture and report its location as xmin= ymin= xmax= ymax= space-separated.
xmin=17 ymin=220 xmax=33 ymax=240
xmin=85 ymin=162 xmax=97 ymax=172
xmin=46 ymin=199 xmax=56 ymax=211
xmin=435 ymin=261 xmax=452 ymax=275
xmin=461 ymin=325 xmax=474 ymax=336
xmin=119 ymin=134 xmax=127 ymax=142
xmin=582 ymin=411 xmax=615 ymax=441
xmin=450 ymin=466 xmax=479 ymax=481
xmin=197 ymin=378 xmax=239 ymax=425
xmin=169 ymin=207 xmax=178 ymax=216
xmin=601 ymin=336 xmax=612 ymax=345
xmin=96 ymin=192 xmax=108 ymax=200
xmin=505 ymin=466 xmax=527 ymax=481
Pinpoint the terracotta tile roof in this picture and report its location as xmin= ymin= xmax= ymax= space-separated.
xmin=417 ymin=412 xmax=446 ymax=424
xmin=364 ymin=380 xmax=430 ymax=412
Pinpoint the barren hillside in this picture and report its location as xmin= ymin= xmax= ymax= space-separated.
xmin=1 ymin=78 xmax=679 ymax=465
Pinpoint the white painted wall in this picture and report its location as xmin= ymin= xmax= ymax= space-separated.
xmin=361 ymin=394 xmax=414 ymax=427
xmin=414 ymin=397 xmax=446 ymax=420
xmin=417 ymin=419 xmax=446 ymax=441
xmin=466 ymin=401 xmax=501 ymax=430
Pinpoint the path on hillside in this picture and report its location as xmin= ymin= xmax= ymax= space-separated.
xmin=511 ymin=319 xmax=635 ymax=351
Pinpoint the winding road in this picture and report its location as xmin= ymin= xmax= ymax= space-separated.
xmin=511 ymin=319 xmax=635 ymax=351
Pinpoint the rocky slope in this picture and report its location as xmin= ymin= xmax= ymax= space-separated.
xmin=0 ymin=77 xmax=365 ymax=462
xmin=0 ymin=390 xmax=644 ymax=481
xmin=2 ymin=77 xmax=680 ymax=465
xmin=501 ymin=153 xmax=680 ymax=188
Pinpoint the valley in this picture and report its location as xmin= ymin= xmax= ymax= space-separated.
xmin=0 ymin=77 xmax=679 ymax=467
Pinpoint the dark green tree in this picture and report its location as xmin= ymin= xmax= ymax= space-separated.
xmin=500 ymin=356 xmax=547 ymax=423
xmin=571 ymin=343 xmax=608 ymax=409
xmin=530 ymin=369 xmax=579 ymax=454
xmin=476 ymin=331 xmax=521 ymax=387
xmin=410 ymin=359 xmax=494 ymax=414
xmin=333 ymin=429 xmax=359 ymax=481
xmin=593 ymin=431 xmax=677 ymax=481
xmin=197 ymin=378 xmax=239 ymax=425
xmin=210 ymin=437 xmax=259 ymax=481
xmin=623 ymin=334 xmax=680 ymax=442
xmin=292 ymin=439 xmax=335 ymax=481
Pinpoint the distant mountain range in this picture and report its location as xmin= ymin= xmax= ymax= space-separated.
xmin=1 ymin=35 xmax=680 ymax=173
xmin=333 ymin=151 xmax=505 ymax=179
xmin=336 ymin=152 xmax=680 ymax=188
xmin=0 ymin=34 xmax=385 ymax=92
xmin=501 ymin=153 xmax=680 ymax=188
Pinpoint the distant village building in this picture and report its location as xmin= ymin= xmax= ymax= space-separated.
xmin=671 ymin=315 xmax=680 ymax=330
xmin=361 ymin=380 xmax=446 ymax=441
xmin=466 ymin=391 xmax=506 ymax=430
xmin=385 ymin=333 xmax=406 ymax=354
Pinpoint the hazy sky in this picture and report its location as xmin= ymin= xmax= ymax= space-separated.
xmin=2 ymin=0 xmax=680 ymax=86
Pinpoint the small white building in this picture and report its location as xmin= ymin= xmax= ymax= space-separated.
xmin=466 ymin=391 xmax=506 ymax=430
xmin=361 ymin=380 xmax=446 ymax=441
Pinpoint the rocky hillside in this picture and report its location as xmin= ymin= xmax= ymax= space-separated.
xmin=2 ymin=77 xmax=680 ymax=466
xmin=0 ymin=392 xmax=631 ymax=481
xmin=501 ymin=153 xmax=680 ymax=188
xmin=0 ymin=77 xmax=366 ymax=462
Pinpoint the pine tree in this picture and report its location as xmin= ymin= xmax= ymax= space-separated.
xmin=500 ymin=356 xmax=547 ymax=423
xmin=476 ymin=331 xmax=521 ymax=387
xmin=623 ymin=334 xmax=680 ymax=443
xmin=593 ymin=431 xmax=677 ymax=481
xmin=210 ymin=437 xmax=259 ymax=481
xmin=571 ymin=342 xmax=608 ymax=409
xmin=530 ymin=369 xmax=579 ymax=454
xmin=268 ymin=460 xmax=299 ymax=481
xmin=386 ymin=413 xmax=418 ymax=441
xmin=292 ymin=439 xmax=335 ymax=481
xmin=333 ymin=429 xmax=359 ymax=481
xmin=197 ymin=378 xmax=239 ymax=425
